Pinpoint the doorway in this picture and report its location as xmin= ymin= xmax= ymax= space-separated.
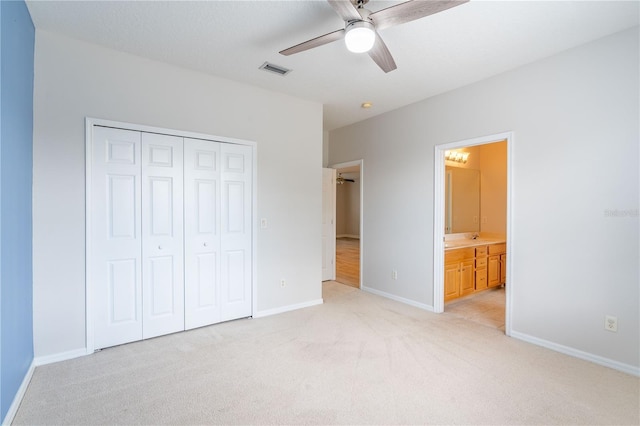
xmin=433 ymin=132 xmax=513 ymax=335
xmin=332 ymin=160 xmax=363 ymax=289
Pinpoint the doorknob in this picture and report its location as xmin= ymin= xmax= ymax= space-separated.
xmin=158 ymin=245 xmax=162 ymax=250
xmin=203 ymin=242 xmax=208 ymax=247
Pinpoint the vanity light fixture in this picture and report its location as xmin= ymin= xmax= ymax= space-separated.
xmin=445 ymin=150 xmax=470 ymax=164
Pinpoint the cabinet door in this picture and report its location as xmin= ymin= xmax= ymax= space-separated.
xmin=141 ymin=133 xmax=184 ymax=339
xmin=92 ymin=127 xmax=143 ymax=350
xmin=500 ymin=253 xmax=507 ymax=284
xmin=220 ymin=143 xmax=253 ymax=321
xmin=475 ymin=267 xmax=488 ymax=291
xmin=459 ymin=259 xmax=475 ymax=295
xmin=184 ymin=139 xmax=221 ymax=330
xmin=488 ymin=255 xmax=500 ymax=287
xmin=444 ymin=262 xmax=460 ymax=301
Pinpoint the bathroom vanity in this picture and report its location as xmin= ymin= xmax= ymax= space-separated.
xmin=444 ymin=239 xmax=506 ymax=302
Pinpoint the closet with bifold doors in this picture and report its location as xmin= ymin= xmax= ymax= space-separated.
xmin=90 ymin=125 xmax=253 ymax=350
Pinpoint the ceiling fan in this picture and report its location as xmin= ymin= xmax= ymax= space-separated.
xmin=336 ymin=173 xmax=355 ymax=184
xmin=280 ymin=0 xmax=468 ymax=73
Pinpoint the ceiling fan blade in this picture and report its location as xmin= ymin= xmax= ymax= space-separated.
xmin=279 ymin=28 xmax=345 ymax=56
xmin=368 ymin=34 xmax=397 ymax=73
xmin=327 ymin=0 xmax=362 ymax=22
xmin=371 ymin=0 xmax=469 ymax=31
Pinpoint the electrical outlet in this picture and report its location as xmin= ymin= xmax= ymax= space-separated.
xmin=280 ymin=279 xmax=286 ymax=288
xmin=604 ymin=315 xmax=618 ymax=332
xmin=392 ymin=270 xmax=398 ymax=280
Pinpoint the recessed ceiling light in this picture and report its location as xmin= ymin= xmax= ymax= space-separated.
xmin=361 ymin=102 xmax=373 ymax=109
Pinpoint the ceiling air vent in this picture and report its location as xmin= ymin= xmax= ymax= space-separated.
xmin=259 ymin=62 xmax=292 ymax=76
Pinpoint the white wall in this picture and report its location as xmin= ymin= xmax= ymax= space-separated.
xmin=329 ymin=28 xmax=639 ymax=370
xmin=32 ymin=31 xmax=323 ymax=358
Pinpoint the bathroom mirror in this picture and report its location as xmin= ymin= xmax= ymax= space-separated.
xmin=445 ymin=167 xmax=480 ymax=234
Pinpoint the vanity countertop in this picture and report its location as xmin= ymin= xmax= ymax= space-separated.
xmin=444 ymin=237 xmax=506 ymax=250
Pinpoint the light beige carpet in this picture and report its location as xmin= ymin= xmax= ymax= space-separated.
xmin=13 ymin=282 xmax=639 ymax=425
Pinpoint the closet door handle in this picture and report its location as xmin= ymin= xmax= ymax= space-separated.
xmin=158 ymin=245 xmax=162 ymax=250
xmin=203 ymin=242 xmax=208 ymax=247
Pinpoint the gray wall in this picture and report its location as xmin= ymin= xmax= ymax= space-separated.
xmin=329 ymin=28 xmax=639 ymax=370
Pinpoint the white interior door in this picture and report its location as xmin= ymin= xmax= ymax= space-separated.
xmin=141 ymin=133 xmax=184 ymax=339
xmin=322 ymin=168 xmax=336 ymax=281
xmin=220 ymin=143 xmax=252 ymax=321
xmin=92 ymin=126 xmax=143 ymax=349
xmin=184 ymin=138 xmax=221 ymax=329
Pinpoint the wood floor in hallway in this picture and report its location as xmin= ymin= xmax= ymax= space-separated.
xmin=336 ymin=237 xmax=359 ymax=288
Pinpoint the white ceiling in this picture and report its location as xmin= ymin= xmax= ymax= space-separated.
xmin=26 ymin=0 xmax=639 ymax=131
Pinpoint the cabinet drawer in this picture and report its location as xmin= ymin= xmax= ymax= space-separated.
xmin=476 ymin=257 xmax=487 ymax=268
xmin=489 ymin=243 xmax=506 ymax=255
xmin=445 ymin=247 xmax=475 ymax=263
xmin=475 ymin=246 xmax=487 ymax=257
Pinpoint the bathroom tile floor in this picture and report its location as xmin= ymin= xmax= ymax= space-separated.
xmin=445 ymin=286 xmax=505 ymax=331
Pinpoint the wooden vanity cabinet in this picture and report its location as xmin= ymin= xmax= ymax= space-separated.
xmin=460 ymin=260 xmax=475 ymax=296
xmin=445 ymin=242 xmax=506 ymax=302
xmin=444 ymin=247 xmax=475 ymax=301
xmin=500 ymin=253 xmax=507 ymax=284
xmin=488 ymin=243 xmax=506 ymax=287
xmin=475 ymin=246 xmax=488 ymax=291
xmin=444 ymin=262 xmax=460 ymax=300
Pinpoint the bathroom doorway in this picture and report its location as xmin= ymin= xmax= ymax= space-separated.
xmin=433 ymin=132 xmax=513 ymax=334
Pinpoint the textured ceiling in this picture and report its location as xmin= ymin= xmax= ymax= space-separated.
xmin=26 ymin=0 xmax=639 ymax=131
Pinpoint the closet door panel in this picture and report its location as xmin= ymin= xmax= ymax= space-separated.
xmin=142 ymin=133 xmax=184 ymax=339
xmin=221 ymin=144 xmax=253 ymax=321
xmin=92 ymin=126 xmax=143 ymax=349
xmin=224 ymin=250 xmax=246 ymax=302
xmin=184 ymin=138 xmax=221 ymax=329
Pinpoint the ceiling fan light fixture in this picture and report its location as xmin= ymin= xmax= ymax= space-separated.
xmin=344 ymin=21 xmax=376 ymax=53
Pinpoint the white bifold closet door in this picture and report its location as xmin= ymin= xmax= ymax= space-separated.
xmin=183 ymin=140 xmax=252 ymax=328
xmin=184 ymin=139 xmax=222 ymax=329
xmin=92 ymin=127 xmax=144 ymax=349
xmin=141 ymin=132 xmax=184 ymax=339
xmin=91 ymin=126 xmax=252 ymax=350
xmin=219 ymin=143 xmax=253 ymax=322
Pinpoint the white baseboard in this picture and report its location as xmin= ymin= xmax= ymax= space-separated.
xmin=510 ymin=330 xmax=640 ymax=377
xmin=253 ymin=298 xmax=324 ymax=318
xmin=34 ymin=347 xmax=89 ymax=367
xmin=336 ymin=234 xmax=360 ymax=239
xmin=2 ymin=359 xmax=35 ymax=426
xmin=361 ymin=286 xmax=434 ymax=312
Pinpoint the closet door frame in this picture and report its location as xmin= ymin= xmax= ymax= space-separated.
xmin=85 ymin=117 xmax=257 ymax=353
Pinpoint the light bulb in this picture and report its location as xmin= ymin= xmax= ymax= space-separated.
xmin=344 ymin=21 xmax=375 ymax=53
